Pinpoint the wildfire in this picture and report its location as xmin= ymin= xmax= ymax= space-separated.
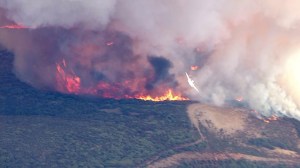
xmin=250 ymin=110 xmax=280 ymax=124
xmin=263 ymin=115 xmax=279 ymax=124
xmin=191 ymin=66 xmax=199 ymax=71
xmin=106 ymin=41 xmax=114 ymax=46
xmin=55 ymin=59 xmax=189 ymax=101
xmin=137 ymin=89 xmax=188 ymax=101
xmin=235 ymin=96 xmax=243 ymax=102
xmin=56 ymin=60 xmax=81 ymax=93
xmin=0 ymin=24 xmax=28 ymax=29
xmin=267 ymin=115 xmax=279 ymax=121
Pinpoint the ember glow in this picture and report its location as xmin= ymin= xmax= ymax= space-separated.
xmin=0 ymin=24 xmax=28 ymax=29
xmin=191 ymin=66 xmax=199 ymax=71
xmin=268 ymin=115 xmax=279 ymax=121
xmin=263 ymin=115 xmax=279 ymax=124
xmin=56 ymin=60 xmax=81 ymax=93
xmin=106 ymin=42 xmax=114 ymax=46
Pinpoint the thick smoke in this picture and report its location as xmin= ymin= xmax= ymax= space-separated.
xmin=0 ymin=0 xmax=300 ymax=119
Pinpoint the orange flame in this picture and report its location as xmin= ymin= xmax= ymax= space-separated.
xmin=250 ymin=110 xmax=279 ymax=124
xmin=0 ymin=24 xmax=28 ymax=29
xmin=137 ymin=89 xmax=188 ymax=101
xmin=267 ymin=115 xmax=279 ymax=121
xmin=262 ymin=115 xmax=279 ymax=124
xmin=55 ymin=60 xmax=188 ymax=101
xmin=56 ymin=60 xmax=81 ymax=93
xmin=191 ymin=66 xmax=199 ymax=71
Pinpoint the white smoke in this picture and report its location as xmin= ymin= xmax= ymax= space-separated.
xmin=0 ymin=0 xmax=117 ymax=29
xmin=0 ymin=0 xmax=300 ymax=119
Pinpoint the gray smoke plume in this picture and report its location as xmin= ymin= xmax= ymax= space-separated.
xmin=0 ymin=0 xmax=300 ymax=119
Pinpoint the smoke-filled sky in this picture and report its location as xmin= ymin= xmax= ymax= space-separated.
xmin=0 ymin=0 xmax=300 ymax=119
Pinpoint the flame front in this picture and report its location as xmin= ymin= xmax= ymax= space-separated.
xmin=55 ymin=59 xmax=188 ymax=101
xmin=137 ymin=89 xmax=188 ymax=101
xmin=56 ymin=60 xmax=81 ymax=93
xmin=263 ymin=115 xmax=279 ymax=124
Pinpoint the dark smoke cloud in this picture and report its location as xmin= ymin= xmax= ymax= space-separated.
xmin=146 ymin=56 xmax=176 ymax=90
xmin=0 ymin=0 xmax=300 ymax=119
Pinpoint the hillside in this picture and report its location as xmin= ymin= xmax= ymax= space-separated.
xmin=1 ymin=50 xmax=300 ymax=167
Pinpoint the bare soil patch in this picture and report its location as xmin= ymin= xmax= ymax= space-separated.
xmin=187 ymin=104 xmax=247 ymax=135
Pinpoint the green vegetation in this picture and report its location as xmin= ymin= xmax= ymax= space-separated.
xmin=0 ymin=92 xmax=199 ymax=167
